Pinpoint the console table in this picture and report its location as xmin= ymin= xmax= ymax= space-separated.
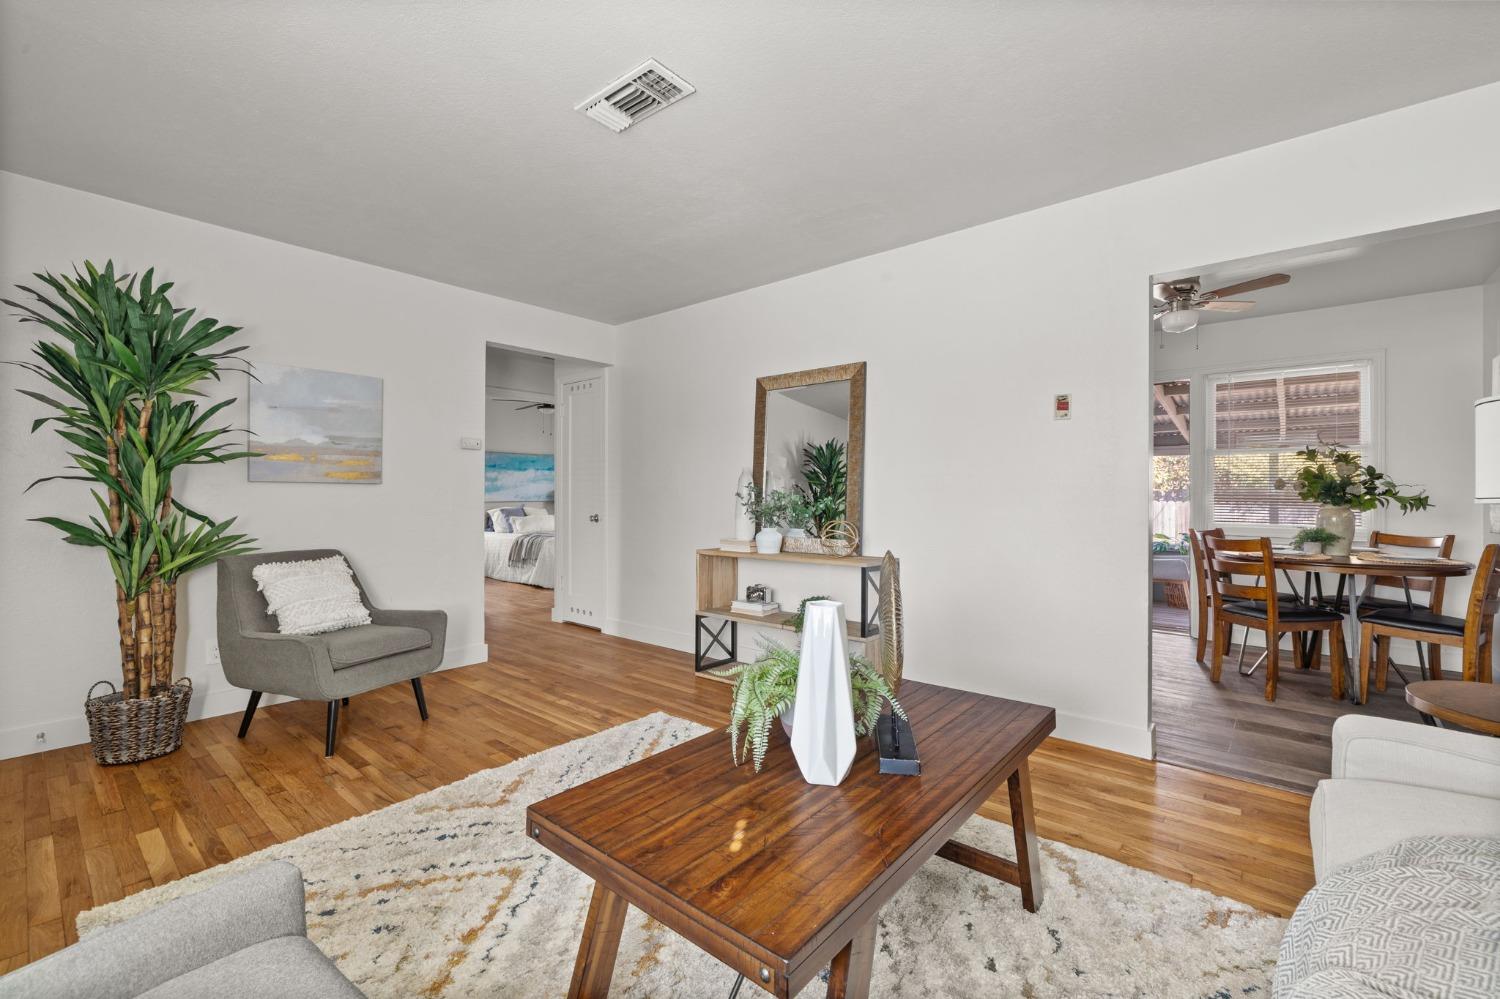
xmin=694 ymin=548 xmax=883 ymax=675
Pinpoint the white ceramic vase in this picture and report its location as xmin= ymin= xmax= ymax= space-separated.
xmin=1317 ymin=505 xmax=1354 ymax=556
xmin=755 ymin=527 xmax=784 ymax=554
xmin=1302 ymin=541 xmax=1323 ymax=555
xmin=789 ymin=600 xmax=857 ymax=786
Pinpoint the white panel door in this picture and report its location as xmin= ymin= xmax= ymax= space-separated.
xmin=561 ymin=375 xmax=606 ymax=627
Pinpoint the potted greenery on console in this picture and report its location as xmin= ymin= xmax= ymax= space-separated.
xmin=5 ymin=262 xmax=257 ymax=764
xmin=1275 ymin=445 xmax=1430 ymax=556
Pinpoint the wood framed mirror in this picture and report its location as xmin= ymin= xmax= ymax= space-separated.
xmin=753 ymin=362 xmax=866 ymax=550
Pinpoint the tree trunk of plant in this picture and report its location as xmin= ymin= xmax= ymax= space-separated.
xmin=116 ymin=586 xmax=139 ymax=700
xmin=157 ymin=580 xmax=177 ymax=689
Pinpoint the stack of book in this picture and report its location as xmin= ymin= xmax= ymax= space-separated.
xmin=729 ymin=599 xmax=780 ymax=617
xmin=718 ymin=537 xmax=754 ymax=553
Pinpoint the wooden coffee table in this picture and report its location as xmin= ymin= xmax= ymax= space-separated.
xmin=526 ymin=681 xmax=1055 ymax=998
xmin=1405 ymin=680 xmax=1500 ymax=736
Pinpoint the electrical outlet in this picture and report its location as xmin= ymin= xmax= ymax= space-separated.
xmin=34 ymin=732 xmax=45 ymax=744
xmin=206 ymin=641 xmax=221 ymax=666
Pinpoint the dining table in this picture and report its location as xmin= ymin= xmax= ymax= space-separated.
xmin=1218 ymin=549 xmax=1474 ymax=703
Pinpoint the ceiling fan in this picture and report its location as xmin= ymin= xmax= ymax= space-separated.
xmin=1153 ymin=272 xmax=1291 ymax=334
xmin=489 ymin=397 xmax=556 ymax=413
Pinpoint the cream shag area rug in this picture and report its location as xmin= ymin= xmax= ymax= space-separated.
xmin=78 ymin=713 xmax=1285 ymax=997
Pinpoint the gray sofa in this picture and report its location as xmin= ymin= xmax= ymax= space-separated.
xmin=1275 ymin=716 xmax=1500 ymax=997
xmin=218 ymin=549 xmax=447 ymax=756
xmin=0 ymin=861 xmax=362 ymax=998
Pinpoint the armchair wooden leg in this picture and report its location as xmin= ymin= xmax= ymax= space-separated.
xmin=412 ymin=677 xmax=429 ymax=721
xmin=325 ymin=699 xmax=340 ymax=757
xmin=237 ymin=691 xmax=262 ymax=739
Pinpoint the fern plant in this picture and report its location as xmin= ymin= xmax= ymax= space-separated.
xmin=715 ymin=640 xmax=904 ymax=772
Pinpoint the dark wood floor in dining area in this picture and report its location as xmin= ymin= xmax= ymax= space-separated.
xmin=1152 ymin=627 xmax=1420 ymax=793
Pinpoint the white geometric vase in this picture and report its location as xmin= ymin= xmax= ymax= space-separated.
xmin=790 ymin=600 xmax=857 ymax=786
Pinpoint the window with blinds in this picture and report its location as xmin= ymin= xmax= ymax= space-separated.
xmin=1207 ymin=361 xmax=1374 ymax=529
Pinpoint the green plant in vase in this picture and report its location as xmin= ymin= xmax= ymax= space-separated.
xmin=715 ymin=640 xmax=904 ymax=772
xmin=786 ymin=595 xmax=831 ymax=633
xmin=1275 ymin=444 xmax=1429 ymax=556
xmin=1291 ymin=526 xmax=1342 ymax=554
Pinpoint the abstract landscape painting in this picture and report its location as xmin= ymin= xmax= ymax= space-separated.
xmin=485 ymin=452 xmax=554 ymax=502
xmin=248 ymin=363 xmax=384 ymax=483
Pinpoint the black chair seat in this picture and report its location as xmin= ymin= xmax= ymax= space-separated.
xmin=1362 ymin=607 xmax=1466 ymax=637
xmin=1317 ymin=595 xmax=1420 ymax=616
xmin=1224 ymin=600 xmax=1344 ymax=624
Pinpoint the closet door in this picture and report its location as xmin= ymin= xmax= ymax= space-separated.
xmin=561 ymin=375 xmax=606 ymax=627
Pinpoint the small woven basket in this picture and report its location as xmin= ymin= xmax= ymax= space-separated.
xmin=84 ymin=678 xmax=192 ymax=765
xmin=781 ymin=535 xmax=832 ymax=555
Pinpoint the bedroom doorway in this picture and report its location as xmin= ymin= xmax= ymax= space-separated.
xmin=482 ymin=342 xmax=611 ymax=634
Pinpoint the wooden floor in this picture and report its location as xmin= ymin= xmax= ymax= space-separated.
xmin=1152 ymin=628 xmax=1417 ymax=794
xmin=0 ymin=582 xmax=1317 ymax=973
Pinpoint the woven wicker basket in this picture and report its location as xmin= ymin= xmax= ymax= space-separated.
xmin=781 ymin=535 xmax=832 ymax=555
xmin=84 ymin=678 xmax=192 ymax=765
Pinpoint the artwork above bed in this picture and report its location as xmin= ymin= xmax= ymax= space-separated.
xmin=484 ymin=451 xmax=554 ymax=503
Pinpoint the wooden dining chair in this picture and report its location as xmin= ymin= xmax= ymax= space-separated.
xmin=1358 ymin=543 xmax=1500 ymax=701
xmin=1203 ymin=534 xmax=1347 ymax=701
xmin=1320 ymin=531 xmax=1455 ymax=680
xmin=1187 ymin=528 xmax=1224 ymax=666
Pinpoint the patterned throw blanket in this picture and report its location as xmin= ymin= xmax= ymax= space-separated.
xmin=507 ymin=531 xmax=555 ymax=568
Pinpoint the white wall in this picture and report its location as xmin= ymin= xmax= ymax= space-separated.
xmin=484 ymin=346 xmax=555 ymax=457
xmin=1155 ymin=289 xmax=1484 ymax=658
xmin=0 ymin=171 xmax=616 ymax=758
xmin=610 ymin=82 xmax=1500 ymax=756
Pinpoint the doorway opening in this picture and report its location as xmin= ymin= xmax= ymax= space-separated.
xmin=1146 ymin=211 xmax=1500 ymax=792
xmin=482 ymin=343 xmax=609 ymax=634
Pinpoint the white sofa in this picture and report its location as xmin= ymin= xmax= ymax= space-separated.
xmin=1309 ymin=714 xmax=1500 ymax=882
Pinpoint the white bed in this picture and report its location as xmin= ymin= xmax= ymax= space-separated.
xmin=484 ymin=529 xmax=556 ymax=588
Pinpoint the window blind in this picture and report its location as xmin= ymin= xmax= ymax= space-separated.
xmin=1207 ymin=361 xmax=1372 ymax=528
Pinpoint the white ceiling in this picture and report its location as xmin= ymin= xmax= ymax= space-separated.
xmin=5 ymin=2 xmax=1500 ymax=324
xmin=1177 ymin=213 xmax=1500 ymax=325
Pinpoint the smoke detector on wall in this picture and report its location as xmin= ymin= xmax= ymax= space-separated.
xmin=576 ymin=59 xmax=695 ymax=133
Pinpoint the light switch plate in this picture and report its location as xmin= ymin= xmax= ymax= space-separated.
xmin=460 ymin=436 xmax=483 ymax=451
xmin=1053 ymin=394 xmax=1071 ymax=420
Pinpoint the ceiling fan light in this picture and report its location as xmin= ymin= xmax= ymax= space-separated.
xmin=1159 ymin=308 xmax=1199 ymax=335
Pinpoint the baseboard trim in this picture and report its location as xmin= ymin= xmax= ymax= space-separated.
xmin=1054 ymin=710 xmax=1155 ymax=759
xmin=605 ymin=618 xmax=692 ymax=653
xmin=0 ymin=643 xmax=491 ymax=761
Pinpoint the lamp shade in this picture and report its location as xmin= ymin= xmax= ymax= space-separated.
xmin=1477 ymin=396 xmax=1500 ymax=501
xmin=1159 ymin=308 xmax=1199 ymax=335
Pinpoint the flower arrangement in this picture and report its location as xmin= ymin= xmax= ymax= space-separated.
xmin=715 ymin=640 xmax=903 ymax=772
xmin=1275 ymin=445 xmax=1431 ymax=513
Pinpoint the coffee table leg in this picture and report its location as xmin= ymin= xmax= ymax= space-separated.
xmin=568 ymin=881 xmax=628 ymax=998
xmin=1009 ymin=759 xmax=1044 ymax=913
xmin=826 ymin=918 xmax=877 ymax=999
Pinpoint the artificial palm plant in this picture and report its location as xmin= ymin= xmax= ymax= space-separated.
xmin=800 ymin=437 xmax=848 ymax=531
xmin=5 ymin=261 xmax=256 ymax=707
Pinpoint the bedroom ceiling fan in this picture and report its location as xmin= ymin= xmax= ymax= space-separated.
xmin=489 ymin=397 xmax=556 ymax=413
xmin=1153 ymin=272 xmax=1291 ymax=336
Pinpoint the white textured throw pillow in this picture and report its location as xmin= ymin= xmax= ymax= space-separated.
xmin=251 ymin=555 xmax=372 ymax=636
xmin=511 ymin=514 xmax=555 ymax=533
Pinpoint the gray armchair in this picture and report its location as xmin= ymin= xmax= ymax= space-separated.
xmin=217 ymin=549 xmax=447 ymax=756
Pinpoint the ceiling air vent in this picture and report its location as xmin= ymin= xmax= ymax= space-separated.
xmin=575 ymin=59 xmax=694 ymax=133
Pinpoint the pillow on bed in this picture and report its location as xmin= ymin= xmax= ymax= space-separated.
xmin=251 ymin=555 xmax=371 ymax=635
xmin=523 ymin=505 xmax=551 ymax=516
xmin=511 ymin=514 xmax=555 ymax=534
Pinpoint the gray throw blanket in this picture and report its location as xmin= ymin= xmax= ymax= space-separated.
xmin=507 ymin=531 xmax=554 ymax=568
